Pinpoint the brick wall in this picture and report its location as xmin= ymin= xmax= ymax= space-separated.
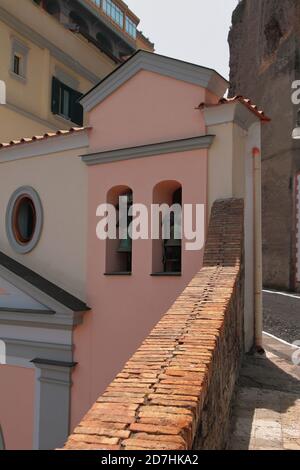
xmin=63 ymin=198 xmax=245 ymax=451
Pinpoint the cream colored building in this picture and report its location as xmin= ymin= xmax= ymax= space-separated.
xmin=0 ymin=0 xmax=154 ymax=142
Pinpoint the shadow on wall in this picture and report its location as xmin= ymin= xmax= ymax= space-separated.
xmin=229 ymin=349 xmax=300 ymax=450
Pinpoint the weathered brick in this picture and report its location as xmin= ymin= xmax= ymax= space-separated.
xmin=122 ymin=438 xmax=186 ymax=450
xmin=67 ymin=434 xmax=120 ymax=446
xmin=129 ymin=423 xmax=182 ymax=435
xmin=74 ymin=426 xmax=130 ymax=439
xmin=78 ymin=419 xmax=127 ymax=430
xmin=63 ymin=199 xmax=244 ymax=452
xmin=130 ymin=433 xmax=187 ymax=446
xmin=138 ymin=405 xmax=192 ymax=416
xmin=139 ymin=415 xmax=193 ymax=428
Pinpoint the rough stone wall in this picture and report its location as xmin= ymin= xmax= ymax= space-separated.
xmin=229 ymin=0 xmax=300 ymax=291
xmin=62 ymin=198 xmax=244 ymax=451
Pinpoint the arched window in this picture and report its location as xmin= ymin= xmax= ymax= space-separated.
xmin=152 ymin=181 xmax=182 ymax=275
xmin=105 ymin=186 xmax=133 ymax=275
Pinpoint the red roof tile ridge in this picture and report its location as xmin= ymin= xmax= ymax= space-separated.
xmin=0 ymin=126 xmax=89 ymax=150
xmin=199 ymin=96 xmax=270 ymax=122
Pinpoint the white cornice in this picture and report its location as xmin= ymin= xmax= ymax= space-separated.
xmin=82 ymin=134 xmax=215 ymax=165
xmin=203 ymin=102 xmax=259 ymax=130
xmin=81 ymin=51 xmax=229 ymax=111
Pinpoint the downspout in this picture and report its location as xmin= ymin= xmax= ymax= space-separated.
xmin=252 ymin=147 xmax=264 ymax=352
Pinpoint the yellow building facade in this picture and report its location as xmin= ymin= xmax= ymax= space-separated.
xmin=0 ymin=0 xmax=154 ymax=142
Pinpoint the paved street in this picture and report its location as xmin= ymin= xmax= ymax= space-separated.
xmin=263 ymin=291 xmax=300 ymax=344
xmin=229 ymin=334 xmax=300 ymax=450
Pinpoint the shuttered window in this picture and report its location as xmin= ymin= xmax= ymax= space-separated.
xmin=51 ymin=77 xmax=83 ymax=126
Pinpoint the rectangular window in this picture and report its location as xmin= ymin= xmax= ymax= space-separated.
xmin=51 ymin=77 xmax=83 ymax=126
xmin=10 ymin=38 xmax=29 ymax=80
xmin=125 ymin=17 xmax=137 ymax=39
xmin=13 ymin=55 xmax=21 ymax=76
xmin=103 ymin=0 xmax=124 ymax=28
xmin=60 ymin=87 xmax=71 ymax=119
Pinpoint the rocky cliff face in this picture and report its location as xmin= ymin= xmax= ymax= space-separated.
xmin=229 ymin=0 xmax=300 ymax=290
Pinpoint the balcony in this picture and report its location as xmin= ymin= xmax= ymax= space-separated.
xmin=34 ymin=0 xmax=139 ymax=63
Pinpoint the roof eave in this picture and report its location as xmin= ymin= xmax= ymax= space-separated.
xmin=80 ymin=50 xmax=228 ymax=112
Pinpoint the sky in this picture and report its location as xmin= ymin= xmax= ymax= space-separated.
xmin=126 ymin=0 xmax=239 ymax=79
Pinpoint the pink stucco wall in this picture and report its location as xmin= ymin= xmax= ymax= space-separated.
xmin=88 ymin=70 xmax=210 ymax=152
xmin=71 ymin=70 xmax=215 ymax=429
xmin=0 ymin=365 xmax=35 ymax=450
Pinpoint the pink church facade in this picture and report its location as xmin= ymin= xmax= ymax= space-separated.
xmin=0 ymin=51 xmax=268 ymax=449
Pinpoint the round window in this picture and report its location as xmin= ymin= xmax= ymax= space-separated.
xmin=12 ymin=196 xmax=37 ymax=244
xmin=6 ymin=187 xmax=43 ymax=254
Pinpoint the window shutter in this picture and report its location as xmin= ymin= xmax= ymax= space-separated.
xmin=71 ymin=90 xmax=84 ymax=126
xmin=51 ymin=77 xmax=60 ymax=115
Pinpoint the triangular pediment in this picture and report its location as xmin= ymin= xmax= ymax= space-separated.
xmin=80 ymin=50 xmax=228 ymax=112
xmin=0 ymin=276 xmax=50 ymax=313
xmin=0 ymin=251 xmax=89 ymax=315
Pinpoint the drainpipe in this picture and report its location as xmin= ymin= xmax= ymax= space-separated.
xmin=252 ymin=147 xmax=264 ymax=353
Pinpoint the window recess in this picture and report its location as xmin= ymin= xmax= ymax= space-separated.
xmin=51 ymin=77 xmax=83 ymax=126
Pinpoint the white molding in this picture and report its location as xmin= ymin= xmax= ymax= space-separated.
xmin=0 ymin=310 xmax=82 ymax=330
xmin=10 ymin=35 xmax=29 ymax=79
xmin=3 ymin=337 xmax=73 ymax=368
xmin=82 ymin=134 xmax=215 ymax=166
xmin=81 ymin=50 xmax=229 ymax=111
xmin=203 ymin=102 xmax=259 ymax=130
xmin=0 ymin=264 xmax=74 ymax=316
xmin=32 ymin=359 xmax=75 ymax=450
xmin=0 ymin=130 xmax=89 ymax=162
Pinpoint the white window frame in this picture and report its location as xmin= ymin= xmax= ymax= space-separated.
xmin=125 ymin=16 xmax=137 ymax=39
xmin=10 ymin=37 xmax=29 ymax=82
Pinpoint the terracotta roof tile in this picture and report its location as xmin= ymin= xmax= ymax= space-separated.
xmin=199 ymin=95 xmax=270 ymax=122
xmin=0 ymin=127 xmax=88 ymax=150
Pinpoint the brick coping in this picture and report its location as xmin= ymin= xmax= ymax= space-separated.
xmin=62 ymin=198 xmax=244 ymax=451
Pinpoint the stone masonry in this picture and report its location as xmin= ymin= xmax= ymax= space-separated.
xmin=229 ymin=0 xmax=300 ymax=291
xmin=62 ymin=198 xmax=245 ymax=451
